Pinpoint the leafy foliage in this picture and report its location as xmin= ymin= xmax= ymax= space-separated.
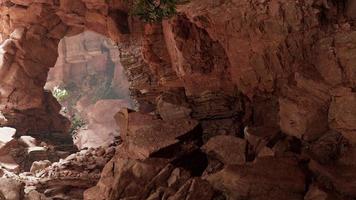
xmin=70 ymin=114 xmax=86 ymax=136
xmin=52 ymin=86 xmax=69 ymax=102
xmin=131 ymin=0 xmax=179 ymax=22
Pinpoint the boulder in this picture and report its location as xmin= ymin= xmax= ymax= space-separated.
xmin=30 ymin=160 xmax=51 ymax=173
xmin=279 ymin=86 xmax=329 ymax=141
xmin=85 ymin=157 xmax=213 ymax=200
xmin=0 ymin=154 xmax=20 ymax=172
xmin=25 ymin=190 xmax=48 ymax=200
xmin=244 ymin=126 xmax=280 ymax=155
xmin=0 ymin=127 xmax=17 ymax=155
xmin=304 ymin=184 xmax=341 ymax=200
xmin=18 ymin=136 xmax=38 ymax=148
xmin=16 ymin=146 xmax=117 ymax=199
xmin=308 ymin=143 xmax=356 ymax=197
xmin=202 ymin=135 xmax=246 ymax=165
xmin=0 ymin=178 xmax=24 ymax=200
xmin=167 ymin=178 xmax=214 ymax=200
xmin=305 ymin=130 xmax=346 ymax=164
xmin=206 ymin=157 xmax=305 ymax=200
xmin=115 ymin=109 xmax=200 ymax=160
xmin=84 ymin=158 xmax=169 ymax=200
xmin=309 ymin=160 xmax=356 ymax=197
xmin=329 ymin=88 xmax=356 ymax=143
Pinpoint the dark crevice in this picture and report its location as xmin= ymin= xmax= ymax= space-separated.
xmin=171 ymin=149 xmax=208 ymax=177
xmin=299 ymin=159 xmax=314 ymax=196
xmin=151 ymin=124 xmax=203 ymax=159
xmin=109 ymin=10 xmax=130 ymax=34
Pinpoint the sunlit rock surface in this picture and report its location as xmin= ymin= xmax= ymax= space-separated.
xmin=46 ymin=31 xmax=133 ymax=149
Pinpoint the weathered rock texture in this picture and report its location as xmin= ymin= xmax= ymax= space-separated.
xmin=1 ymin=143 xmax=117 ymax=199
xmin=1 ymin=0 xmax=356 ymax=199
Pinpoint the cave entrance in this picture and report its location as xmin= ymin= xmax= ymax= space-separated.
xmin=45 ymin=31 xmax=133 ymax=150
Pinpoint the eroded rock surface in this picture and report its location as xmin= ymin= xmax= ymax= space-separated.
xmin=1 ymin=0 xmax=356 ymax=200
xmin=1 ymin=143 xmax=117 ymax=200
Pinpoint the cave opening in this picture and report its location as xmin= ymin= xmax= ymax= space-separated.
xmin=45 ymin=31 xmax=134 ymax=150
xmin=1 ymin=0 xmax=356 ymax=199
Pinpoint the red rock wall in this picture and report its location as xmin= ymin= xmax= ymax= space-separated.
xmin=0 ymin=0 xmax=356 ymax=199
xmin=0 ymin=0 xmax=143 ymax=135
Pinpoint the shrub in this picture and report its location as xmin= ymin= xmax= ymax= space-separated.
xmin=130 ymin=0 xmax=179 ymax=22
xmin=52 ymin=86 xmax=69 ymax=102
xmin=70 ymin=114 xmax=86 ymax=136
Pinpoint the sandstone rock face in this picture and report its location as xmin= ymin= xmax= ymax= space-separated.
xmin=1 ymin=0 xmax=356 ymax=200
xmin=0 ymin=0 xmax=141 ymax=135
xmin=156 ymin=92 xmax=192 ymax=121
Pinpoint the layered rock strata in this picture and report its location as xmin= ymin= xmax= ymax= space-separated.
xmin=0 ymin=0 xmax=356 ymax=200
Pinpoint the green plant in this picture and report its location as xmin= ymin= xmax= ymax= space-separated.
xmin=70 ymin=115 xmax=86 ymax=136
xmin=130 ymin=0 xmax=179 ymax=22
xmin=52 ymin=86 xmax=69 ymax=102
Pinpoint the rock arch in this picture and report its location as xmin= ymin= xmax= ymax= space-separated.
xmin=0 ymin=0 xmax=148 ymax=135
xmin=1 ymin=0 xmax=356 ymax=199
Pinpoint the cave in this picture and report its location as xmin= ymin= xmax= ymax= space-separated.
xmin=45 ymin=31 xmax=134 ymax=149
xmin=0 ymin=0 xmax=356 ymax=200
